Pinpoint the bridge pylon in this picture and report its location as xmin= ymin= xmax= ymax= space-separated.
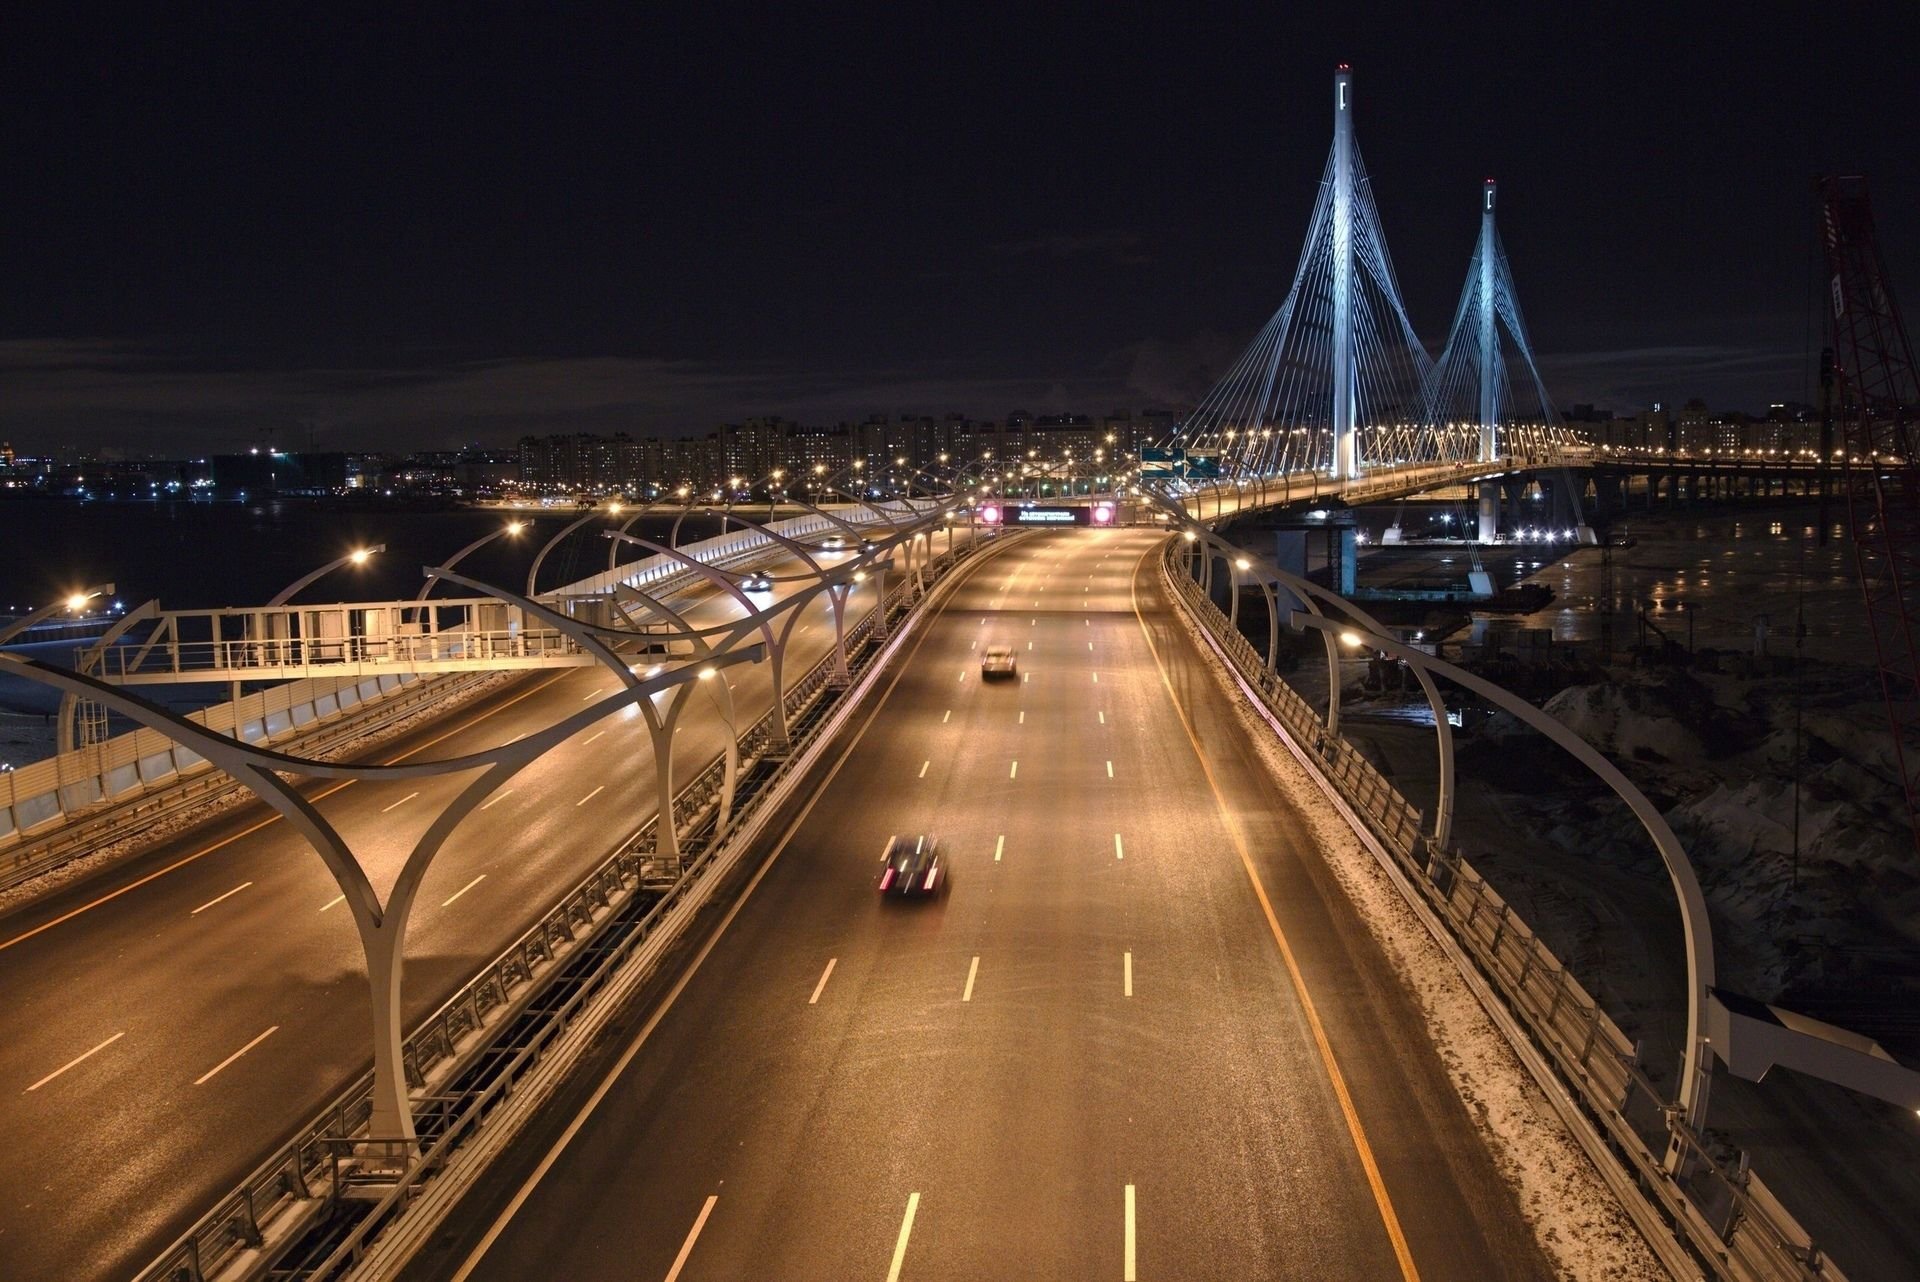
xmin=1163 ymin=65 xmax=1432 ymax=486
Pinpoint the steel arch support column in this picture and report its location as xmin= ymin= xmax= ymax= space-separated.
xmin=1288 ymin=612 xmax=1711 ymax=1153
xmin=826 ymin=582 xmax=852 ymax=685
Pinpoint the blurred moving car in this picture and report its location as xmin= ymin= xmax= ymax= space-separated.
xmin=819 ymin=534 xmax=848 ymax=551
xmin=877 ymin=834 xmax=942 ymax=898
xmin=980 ymin=644 xmax=1017 ymax=679
xmin=742 ymin=571 xmax=773 ymax=593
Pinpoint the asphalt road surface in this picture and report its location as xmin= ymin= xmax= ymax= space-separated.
xmin=0 ymin=538 xmax=908 ymax=1282
xmin=426 ymin=529 xmax=1552 ymax=1282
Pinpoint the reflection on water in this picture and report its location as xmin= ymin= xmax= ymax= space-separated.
xmin=1482 ymin=507 xmax=1862 ymax=661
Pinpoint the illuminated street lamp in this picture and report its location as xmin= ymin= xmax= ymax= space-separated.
xmin=270 ymin=545 xmax=385 ymax=607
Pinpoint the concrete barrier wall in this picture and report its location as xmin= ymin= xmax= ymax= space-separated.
xmin=0 ymin=671 xmax=420 ymax=851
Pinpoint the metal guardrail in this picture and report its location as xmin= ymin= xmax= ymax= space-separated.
xmin=83 ymin=626 xmax=587 ymax=682
xmin=1161 ymin=542 xmax=1846 ymax=1282
xmin=132 ymin=534 xmax=989 ymax=1282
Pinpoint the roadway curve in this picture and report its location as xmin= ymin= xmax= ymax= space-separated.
xmin=416 ymin=529 xmax=1550 ymax=1281
xmin=0 ymin=541 xmax=906 ymax=1282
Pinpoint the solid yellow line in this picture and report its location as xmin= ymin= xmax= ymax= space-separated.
xmin=0 ymin=671 xmax=570 ymax=954
xmin=1128 ymin=540 xmax=1421 ymax=1282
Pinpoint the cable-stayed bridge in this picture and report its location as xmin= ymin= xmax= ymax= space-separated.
xmin=0 ymin=68 xmax=1899 ymax=1282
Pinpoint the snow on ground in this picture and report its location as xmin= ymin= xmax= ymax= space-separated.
xmin=1475 ymin=661 xmax=1919 ymax=1007
xmin=1170 ymin=596 xmax=1662 ymax=1280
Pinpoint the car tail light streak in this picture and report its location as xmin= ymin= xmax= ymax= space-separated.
xmin=879 ymin=868 xmax=896 ymax=891
xmin=923 ymin=866 xmax=938 ymax=892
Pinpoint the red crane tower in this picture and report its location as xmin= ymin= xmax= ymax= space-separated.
xmin=1819 ymin=174 xmax=1920 ymax=852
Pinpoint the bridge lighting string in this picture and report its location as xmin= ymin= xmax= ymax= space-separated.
xmin=1426 ymin=216 xmax=1568 ymax=457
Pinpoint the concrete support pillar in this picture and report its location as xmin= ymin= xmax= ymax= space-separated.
xmin=1272 ymin=530 xmax=1309 ymax=620
xmin=1335 ymin=526 xmax=1357 ymax=596
xmin=1477 ymin=481 xmax=1499 ymax=543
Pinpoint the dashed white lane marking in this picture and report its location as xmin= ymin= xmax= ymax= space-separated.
xmin=1106 ymin=760 xmax=1115 ymax=778
xmin=809 ymin=958 xmax=838 ymax=1005
xmin=1115 ymin=833 xmax=1125 ymax=860
xmin=962 ymin=957 xmax=980 ymax=1002
xmin=582 ymin=687 xmax=605 ymax=701
xmin=1027 ymin=641 xmax=1034 ymax=650
xmin=960 ymin=669 xmax=969 ymax=683
xmin=1018 ymin=711 xmax=1025 ymax=724
xmin=442 ymin=874 xmax=486 ymax=907
xmin=1125 ymin=1184 xmax=1138 ymax=1281
xmin=583 ymin=730 xmax=606 ymax=746
xmin=664 ymin=1194 xmax=719 ymax=1282
xmin=480 ymin=788 xmax=514 ymax=811
xmin=1023 ymin=671 xmax=1030 ymax=684
xmin=26 ymin=1032 xmax=125 ymax=1092
xmin=918 ymin=760 xmax=930 ymax=778
xmin=994 ymin=835 xmax=1005 ymax=862
xmin=381 ymin=790 xmax=420 ymax=813
xmin=887 ymin=1192 xmax=921 ymax=1282
xmin=1009 ymin=760 xmax=1018 ymax=779
xmin=1031 ymin=618 xmax=1037 ymax=626
xmin=1088 ymin=641 xmax=1094 ymax=650
xmin=320 ymin=893 xmax=346 ymax=912
xmin=971 ymin=640 xmax=977 ymax=650
xmin=1099 ymin=711 xmax=1106 ymax=724
xmin=1124 ymin=951 xmax=1133 ymax=997
xmin=943 ymin=709 xmax=952 ymax=723
xmin=191 ymin=881 xmax=253 ymax=915
xmin=195 ymin=1025 xmax=279 ymax=1085
xmin=576 ymin=785 xmax=605 ymax=806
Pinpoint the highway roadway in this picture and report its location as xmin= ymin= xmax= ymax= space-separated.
xmin=421 ymin=529 xmax=1551 ymax=1281
xmin=0 ymin=538 xmax=912 ymax=1282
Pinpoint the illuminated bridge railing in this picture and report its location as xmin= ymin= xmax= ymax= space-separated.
xmin=131 ymin=529 xmax=998 ymax=1282
xmin=1161 ymin=538 xmax=1846 ymax=1281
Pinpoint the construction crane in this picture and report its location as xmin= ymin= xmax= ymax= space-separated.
xmin=1818 ymin=174 xmax=1920 ymax=852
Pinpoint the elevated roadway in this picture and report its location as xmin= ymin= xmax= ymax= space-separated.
xmin=0 ymin=542 xmax=908 ymax=1282
xmin=419 ymin=529 xmax=1549 ymax=1281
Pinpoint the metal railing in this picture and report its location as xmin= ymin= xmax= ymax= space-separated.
xmin=1161 ymin=540 xmax=1846 ymax=1282
xmin=132 ymin=532 xmax=992 ymax=1282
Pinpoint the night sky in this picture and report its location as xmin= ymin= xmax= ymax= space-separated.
xmin=4 ymin=4 xmax=1917 ymax=454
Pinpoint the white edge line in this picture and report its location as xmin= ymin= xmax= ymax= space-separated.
xmin=194 ymin=1025 xmax=279 ymax=1086
xmin=962 ymin=955 xmax=980 ymax=1002
xmin=26 ymin=1031 xmax=125 ymax=1092
xmin=809 ymin=957 xmax=838 ymax=1005
xmin=381 ymin=790 xmax=420 ymax=814
xmin=479 ymin=788 xmax=514 ymax=811
xmin=442 ymin=874 xmax=486 ymax=908
xmin=887 ymin=1191 xmax=921 ymax=1282
xmin=320 ymin=893 xmax=346 ymax=912
xmin=190 ymin=881 xmax=253 ymax=915
xmin=663 ymin=1194 xmax=719 ymax=1282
